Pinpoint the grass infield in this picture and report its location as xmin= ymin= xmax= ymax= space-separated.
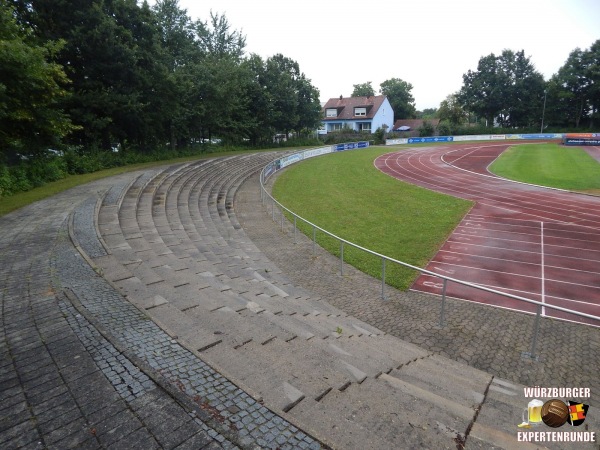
xmin=271 ymin=146 xmax=472 ymax=290
xmin=489 ymin=143 xmax=600 ymax=193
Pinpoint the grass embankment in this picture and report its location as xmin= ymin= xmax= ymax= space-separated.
xmin=272 ymin=147 xmax=472 ymax=290
xmin=489 ymin=143 xmax=600 ymax=193
xmin=0 ymin=149 xmax=271 ymax=217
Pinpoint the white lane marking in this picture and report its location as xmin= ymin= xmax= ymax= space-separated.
xmin=422 ymin=281 xmax=444 ymax=290
xmin=541 ymin=222 xmax=546 ymax=316
xmin=433 ymin=266 xmax=455 ymax=275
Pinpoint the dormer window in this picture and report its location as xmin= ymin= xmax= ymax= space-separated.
xmin=326 ymin=108 xmax=338 ymax=117
xmin=354 ymin=107 xmax=367 ymax=116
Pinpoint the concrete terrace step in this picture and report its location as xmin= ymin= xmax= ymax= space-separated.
xmin=291 ymin=374 xmax=473 ymax=450
xmin=89 ymin=153 xmax=563 ymax=449
xmin=198 ymin=336 xmax=382 ymax=415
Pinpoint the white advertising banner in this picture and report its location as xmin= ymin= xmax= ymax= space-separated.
xmin=303 ymin=146 xmax=333 ymax=159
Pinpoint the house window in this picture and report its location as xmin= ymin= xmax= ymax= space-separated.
xmin=326 ymin=108 xmax=338 ymax=117
xmin=359 ymin=123 xmax=371 ymax=132
xmin=354 ymin=107 xmax=366 ymax=116
xmin=329 ymin=123 xmax=343 ymax=131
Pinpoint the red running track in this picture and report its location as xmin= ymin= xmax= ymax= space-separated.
xmin=374 ymin=142 xmax=600 ymax=326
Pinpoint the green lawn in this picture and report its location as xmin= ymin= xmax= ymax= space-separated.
xmin=489 ymin=143 xmax=600 ymax=192
xmin=271 ymin=147 xmax=472 ymax=290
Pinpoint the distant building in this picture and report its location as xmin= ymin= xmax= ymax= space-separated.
xmin=321 ymin=95 xmax=394 ymax=134
xmin=392 ymin=119 xmax=441 ymax=136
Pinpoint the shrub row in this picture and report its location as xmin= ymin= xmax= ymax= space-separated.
xmin=0 ymin=144 xmax=233 ymax=199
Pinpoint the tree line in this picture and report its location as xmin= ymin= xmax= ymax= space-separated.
xmin=350 ymin=41 xmax=600 ymax=133
xmin=1 ymin=0 xmax=322 ymax=165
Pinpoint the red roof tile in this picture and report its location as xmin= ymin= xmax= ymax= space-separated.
xmin=322 ymin=95 xmax=387 ymax=121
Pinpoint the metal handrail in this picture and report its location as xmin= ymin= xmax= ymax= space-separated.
xmin=258 ymin=148 xmax=600 ymax=358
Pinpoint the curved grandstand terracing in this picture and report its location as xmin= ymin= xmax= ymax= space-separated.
xmin=1 ymin=151 xmax=599 ymax=449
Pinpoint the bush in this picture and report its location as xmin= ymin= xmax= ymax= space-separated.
xmin=436 ymin=121 xmax=453 ymax=136
xmin=418 ymin=121 xmax=435 ymax=137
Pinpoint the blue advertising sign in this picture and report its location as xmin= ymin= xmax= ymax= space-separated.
xmin=334 ymin=141 xmax=370 ymax=152
xmin=407 ymin=136 xmax=454 ymax=144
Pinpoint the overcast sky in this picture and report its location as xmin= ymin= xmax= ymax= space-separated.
xmin=151 ymin=0 xmax=599 ymax=110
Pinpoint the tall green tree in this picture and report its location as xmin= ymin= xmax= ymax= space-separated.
xmin=242 ymin=53 xmax=273 ymax=145
xmin=437 ymin=93 xmax=467 ymax=125
xmin=458 ymin=49 xmax=545 ymax=128
xmin=540 ymin=40 xmax=599 ymax=129
xmin=379 ymin=78 xmax=416 ymax=120
xmin=264 ymin=54 xmax=300 ymax=136
xmin=196 ymin=11 xmax=246 ymax=60
xmin=295 ymin=74 xmax=321 ymax=134
xmin=351 ymin=82 xmax=375 ymax=97
xmin=0 ymin=2 xmax=75 ymax=161
xmin=546 ymin=48 xmax=588 ymax=128
xmin=583 ymin=39 xmax=600 ymax=127
xmin=459 ymin=53 xmax=507 ymax=127
xmin=153 ymin=0 xmax=204 ymax=148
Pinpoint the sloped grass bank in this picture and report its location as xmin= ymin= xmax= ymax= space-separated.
xmin=271 ymin=147 xmax=472 ymax=290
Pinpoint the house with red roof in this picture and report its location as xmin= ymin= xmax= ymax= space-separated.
xmin=320 ymin=95 xmax=394 ymax=134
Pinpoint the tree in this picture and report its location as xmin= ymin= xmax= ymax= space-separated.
xmin=379 ymin=78 xmax=416 ymax=120
xmin=438 ymin=93 xmax=467 ymax=125
xmin=583 ymin=39 xmax=600 ymax=127
xmin=0 ymin=2 xmax=75 ymax=162
xmin=195 ymin=11 xmax=246 ymax=60
xmin=546 ymin=39 xmax=600 ymax=129
xmin=459 ymin=53 xmax=506 ymax=127
xmin=351 ymin=82 xmax=375 ymax=97
xmin=418 ymin=108 xmax=438 ymax=119
xmin=458 ymin=49 xmax=545 ymax=128
xmin=295 ymin=74 xmax=322 ymax=134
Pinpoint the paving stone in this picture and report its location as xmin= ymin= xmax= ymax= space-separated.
xmin=8 ymin=153 xmax=597 ymax=450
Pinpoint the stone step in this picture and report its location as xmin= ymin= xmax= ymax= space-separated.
xmin=199 ymin=341 xmax=309 ymax=413
xmin=149 ymin=282 xmax=241 ymax=312
xmin=309 ymin=335 xmax=405 ymax=378
xmin=234 ymin=338 xmax=355 ymax=401
xmin=388 ymin=356 xmax=492 ymax=411
xmin=246 ymin=310 xmax=320 ymax=341
xmin=399 ymin=353 xmax=491 ymax=392
xmin=291 ymin=375 xmax=472 ymax=449
xmin=300 ymin=312 xmax=382 ymax=338
xmin=358 ymin=333 xmax=431 ymax=364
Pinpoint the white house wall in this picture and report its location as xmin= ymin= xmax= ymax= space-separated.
xmin=371 ymin=98 xmax=394 ymax=132
xmin=321 ymin=97 xmax=395 ymax=134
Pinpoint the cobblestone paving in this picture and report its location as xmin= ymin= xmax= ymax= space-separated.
xmin=56 ymin=217 xmax=321 ymax=449
xmin=0 ymin=162 xmax=326 ymax=449
xmin=0 ymin=177 xmax=235 ymax=449
xmin=64 ymin=184 xmax=322 ymax=449
xmin=237 ymin=171 xmax=600 ymax=407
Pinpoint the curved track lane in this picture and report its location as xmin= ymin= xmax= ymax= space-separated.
xmin=375 ymin=142 xmax=600 ymax=326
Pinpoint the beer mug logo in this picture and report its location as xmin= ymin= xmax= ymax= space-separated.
xmin=520 ymin=399 xmax=544 ymax=427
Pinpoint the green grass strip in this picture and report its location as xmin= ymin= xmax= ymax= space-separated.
xmin=489 ymin=143 xmax=600 ymax=192
xmin=272 ymin=147 xmax=472 ymax=290
xmin=0 ymin=149 xmax=273 ymax=217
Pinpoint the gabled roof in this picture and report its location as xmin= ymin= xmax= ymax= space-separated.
xmin=322 ymin=95 xmax=387 ymax=121
xmin=393 ymin=119 xmax=440 ymax=130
